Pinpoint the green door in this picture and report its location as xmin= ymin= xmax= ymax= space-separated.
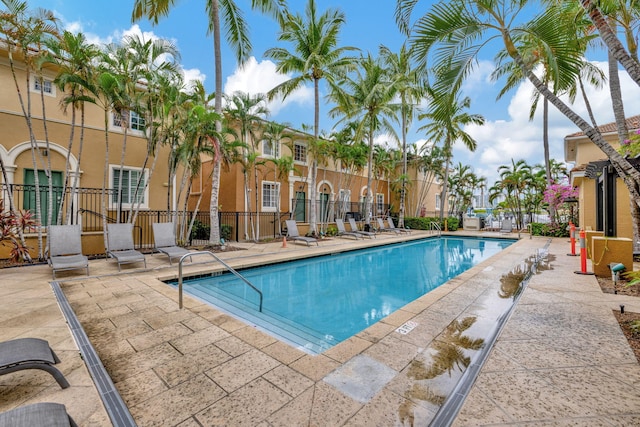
xmin=24 ymin=169 xmax=63 ymax=225
xmin=294 ymin=191 xmax=306 ymax=222
xmin=319 ymin=193 xmax=330 ymax=222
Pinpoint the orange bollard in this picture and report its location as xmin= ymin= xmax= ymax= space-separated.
xmin=567 ymin=223 xmax=578 ymax=256
xmin=574 ymin=229 xmax=594 ymax=275
xmin=282 ymin=235 xmax=287 ymax=248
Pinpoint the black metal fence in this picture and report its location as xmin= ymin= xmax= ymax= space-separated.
xmin=1 ymin=184 xmax=397 ymax=244
xmin=1 ymin=184 xmax=290 ymax=244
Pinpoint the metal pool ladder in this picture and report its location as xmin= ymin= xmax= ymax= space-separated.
xmin=429 ymin=221 xmax=442 ymax=236
xmin=177 ymin=251 xmax=263 ymax=312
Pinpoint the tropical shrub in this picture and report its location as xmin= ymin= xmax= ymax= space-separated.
xmin=0 ymin=199 xmax=35 ymax=263
xmin=529 ymin=221 xmax=570 ymax=237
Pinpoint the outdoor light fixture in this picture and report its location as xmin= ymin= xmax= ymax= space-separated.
xmin=610 ymin=262 xmax=625 ymax=294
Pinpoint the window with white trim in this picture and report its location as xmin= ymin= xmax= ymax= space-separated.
xmin=32 ymin=77 xmax=55 ymax=96
xmin=376 ymin=194 xmax=384 ymax=215
xmin=435 ymin=193 xmax=441 ymax=210
xmin=112 ymin=110 xmax=146 ymax=132
xmin=262 ymin=181 xmax=279 ymax=211
xmin=110 ymin=166 xmax=148 ymax=207
xmin=262 ymin=139 xmax=279 ymax=158
xmin=294 ymin=142 xmax=307 ymax=163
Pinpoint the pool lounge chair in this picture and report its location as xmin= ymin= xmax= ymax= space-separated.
xmin=152 ymin=222 xmax=192 ymax=265
xmin=0 ymin=402 xmax=77 ymax=427
xmin=106 ymin=223 xmax=146 ymax=271
xmin=0 ymin=338 xmax=70 ymax=389
xmin=334 ymin=219 xmax=360 ymax=240
xmin=347 ymin=218 xmax=376 ymax=239
xmin=285 ymin=220 xmax=318 ymax=246
xmin=47 ymin=225 xmax=89 ymax=279
xmin=500 ymin=219 xmax=513 ymax=234
xmin=387 ymin=217 xmax=412 ymax=234
xmin=376 ymin=217 xmax=400 ymax=234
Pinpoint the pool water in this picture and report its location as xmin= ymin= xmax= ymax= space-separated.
xmin=170 ymin=236 xmax=515 ymax=354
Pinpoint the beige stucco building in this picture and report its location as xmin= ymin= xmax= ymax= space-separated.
xmin=564 ymin=115 xmax=639 ymax=240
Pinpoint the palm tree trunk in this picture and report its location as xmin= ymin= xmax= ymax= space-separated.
xmin=399 ymin=105 xmax=408 ymax=227
xmin=542 ymin=97 xmax=556 ymax=223
xmin=581 ymin=0 xmax=640 ymax=86
xmin=365 ymin=123 xmax=375 ymax=226
xmin=209 ymin=0 xmax=222 ymax=246
xmin=309 ymin=77 xmax=320 ymax=235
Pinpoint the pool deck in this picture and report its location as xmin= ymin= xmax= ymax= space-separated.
xmin=1 ymin=230 xmax=640 ymax=426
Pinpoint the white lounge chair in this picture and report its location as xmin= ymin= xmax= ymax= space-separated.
xmin=48 ymin=225 xmax=89 ymax=279
xmin=152 ymin=222 xmax=192 ymax=265
xmin=334 ymin=218 xmax=360 ymax=240
xmin=106 ymin=223 xmax=146 ymax=271
xmin=348 ymin=218 xmax=376 ymax=239
xmin=285 ymin=220 xmax=318 ymax=246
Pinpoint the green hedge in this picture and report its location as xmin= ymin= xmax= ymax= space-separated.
xmin=529 ymin=221 xmax=570 ymax=238
xmin=400 ymin=216 xmax=459 ymax=231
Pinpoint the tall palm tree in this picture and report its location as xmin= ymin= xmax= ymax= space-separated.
xmin=419 ymin=90 xmax=484 ymax=221
xmin=379 ymin=43 xmax=427 ymax=227
xmin=132 ymin=0 xmax=286 ymax=245
xmin=42 ymin=30 xmax=99 ymax=224
xmin=265 ymin=0 xmax=358 ymax=235
xmin=124 ymin=34 xmax=182 ymax=224
xmin=329 ymin=54 xmax=399 ymax=227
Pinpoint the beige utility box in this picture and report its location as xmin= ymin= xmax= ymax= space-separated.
xmin=591 ymin=237 xmax=633 ymax=277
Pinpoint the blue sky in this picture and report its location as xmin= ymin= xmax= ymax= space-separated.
xmin=22 ymin=0 xmax=640 ymax=185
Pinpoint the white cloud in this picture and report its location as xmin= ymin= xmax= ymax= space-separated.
xmin=58 ymin=21 xmax=208 ymax=90
xmin=224 ymin=57 xmax=313 ymax=116
xmin=458 ymin=61 xmax=640 ymax=186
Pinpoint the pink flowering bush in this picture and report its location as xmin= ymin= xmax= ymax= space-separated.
xmin=620 ymin=129 xmax=640 ymax=157
xmin=543 ymin=183 xmax=579 ymax=214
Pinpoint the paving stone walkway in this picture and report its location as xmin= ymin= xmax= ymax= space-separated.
xmin=1 ymin=232 xmax=639 ymax=426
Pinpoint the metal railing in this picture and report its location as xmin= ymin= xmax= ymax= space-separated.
xmin=177 ymin=251 xmax=263 ymax=312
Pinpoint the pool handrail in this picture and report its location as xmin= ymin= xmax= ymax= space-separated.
xmin=429 ymin=222 xmax=442 ymax=236
xmin=177 ymin=251 xmax=263 ymax=312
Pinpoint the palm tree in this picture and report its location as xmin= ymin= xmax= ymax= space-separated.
xmin=132 ymin=0 xmax=287 ymax=245
xmin=43 ymin=31 xmax=99 ymax=225
xmin=496 ymin=159 xmax=532 ymax=230
xmin=400 ymin=0 xmax=640 ymax=236
xmin=261 ymin=121 xmax=291 ymax=235
xmin=379 ymin=43 xmax=427 ymax=227
xmin=419 ymin=90 xmax=484 ymax=221
xmin=265 ymin=0 xmax=358 ymax=235
xmin=124 ymin=34 xmax=182 ymax=224
xmin=224 ymin=91 xmax=269 ymax=241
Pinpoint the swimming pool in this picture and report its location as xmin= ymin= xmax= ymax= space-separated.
xmin=170 ymin=236 xmax=515 ymax=354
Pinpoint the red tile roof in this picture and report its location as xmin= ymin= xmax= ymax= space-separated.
xmin=566 ymin=114 xmax=640 ymax=137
